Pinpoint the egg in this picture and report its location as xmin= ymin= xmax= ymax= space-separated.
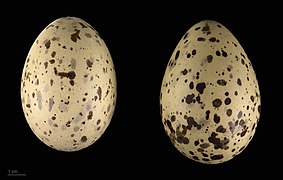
xmin=20 ymin=17 xmax=117 ymax=152
xmin=160 ymin=20 xmax=261 ymax=164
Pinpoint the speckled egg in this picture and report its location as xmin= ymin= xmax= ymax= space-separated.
xmin=160 ymin=20 xmax=261 ymax=164
xmin=21 ymin=17 xmax=116 ymax=152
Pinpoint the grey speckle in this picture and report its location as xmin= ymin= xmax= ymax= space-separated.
xmin=97 ymin=86 xmax=102 ymax=100
xmin=36 ymin=90 xmax=42 ymax=110
xmin=70 ymin=58 xmax=76 ymax=69
xmin=49 ymin=97 xmax=55 ymax=111
xmin=73 ymin=114 xmax=83 ymax=124
xmin=59 ymin=102 xmax=68 ymax=112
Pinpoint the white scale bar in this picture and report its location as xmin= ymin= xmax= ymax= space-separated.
xmin=7 ymin=173 xmax=27 ymax=176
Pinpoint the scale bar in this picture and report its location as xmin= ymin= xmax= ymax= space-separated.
xmin=7 ymin=173 xmax=27 ymax=176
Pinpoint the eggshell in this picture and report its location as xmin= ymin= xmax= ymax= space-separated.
xmin=21 ymin=17 xmax=116 ymax=152
xmin=160 ymin=20 xmax=261 ymax=164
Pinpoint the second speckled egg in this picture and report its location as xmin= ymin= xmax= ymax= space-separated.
xmin=21 ymin=17 xmax=117 ymax=152
xmin=160 ymin=20 xmax=261 ymax=164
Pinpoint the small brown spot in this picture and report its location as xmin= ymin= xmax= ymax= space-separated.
xmin=221 ymin=50 xmax=228 ymax=57
xmin=171 ymin=115 xmax=176 ymax=122
xmin=241 ymin=128 xmax=248 ymax=137
xmin=226 ymin=109 xmax=232 ymax=116
xmin=189 ymin=82 xmax=194 ymax=89
xmin=250 ymin=95 xmax=254 ymax=102
xmin=210 ymin=154 xmax=223 ymax=160
xmin=217 ymin=79 xmax=227 ymax=86
xmin=71 ymin=29 xmax=81 ymax=43
xmin=201 ymin=23 xmax=211 ymax=35
xmin=175 ymin=50 xmax=180 ymax=60
xmin=234 ymin=91 xmax=238 ymax=96
xmin=45 ymin=40 xmax=51 ymax=49
xmin=196 ymin=82 xmax=206 ymax=94
xmin=237 ymin=78 xmax=242 ymax=86
xmin=207 ymin=55 xmax=213 ymax=63
xmin=66 ymin=121 xmax=71 ymax=127
xmin=197 ymin=37 xmax=206 ymax=41
xmin=49 ymin=98 xmax=55 ymax=111
xmin=185 ymin=94 xmax=195 ymax=104
xmin=209 ymin=37 xmax=217 ymax=42
xmin=81 ymin=136 xmax=87 ymax=142
xmin=213 ymin=114 xmax=220 ymax=124
xmin=238 ymin=111 xmax=243 ymax=119
xmin=87 ymin=111 xmax=93 ymax=120
xmin=181 ymin=69 xmax=188 ymax=75
xmin=192 ymin=49 xmax=196 ymax=55
xmin=192 ymin=156 xmax=199 ymax=160
xmin=195 ymin=27 xmax=201 ymax=31
xmin=212 ymin=98 xmax=222 ymax=108
xmin=200 ymin=143 xmax=210 ymax=149
xmin=182 ymin=137 xmax=190 ymax=144
xmin=215 ymin=50 xmax=221 ymax=56
xmin=224 ymin=98 xmax=231 ymax=105
xmin=44 ymin=62 xmax=48 ymax=69
xmin=205 ymin=110 xmax=210 ymax=120
xmin=51 ymin=51 xmax=56 ymax=58
xmin=216 ymin=125 xmax=226 ymax=133
xmin=86 ymin=59 xmax=93 ymax=68
xmin=69 ymin=80 xmax=74 ymax=86
xmin=49 ymin=59 xmax=55 ymax=64
xmin=97 ymin=86 xmax=102 ymax=100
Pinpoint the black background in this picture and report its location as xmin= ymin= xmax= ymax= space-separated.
xmin=2 ymin=1 xmax=280 ymax=178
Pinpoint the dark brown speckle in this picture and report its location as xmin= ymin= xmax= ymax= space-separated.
xmin=213 ymin=114 xmax=220 ymax=124
xmin=207 ymin=55 xmax=213 ymax=63
xmin=81 ymin=136 xmax=87 ymax=142
xmin=185 ymin=94 xmax=195 ymax=104
xmin=86 ymin=59 xmax=93 ymax=68
xmin=217 ymin=79 xmax=227 ymax=86
xmin=87 ymin=111 xmax=93 ymax=120
xmin=45 ymin=40 xmax=51 ymax=49
xmin=237 ymin=78 xmax=242 ymax=86
xmin=196 ymin=82 xmax=206 ymax=94
xmin=210 ymin=154 xmax=224 ymax=160
xmin=212 ymin=98 xmax=222 ymax=108
xmin=71 ymin=29 xmax=81 ymax=42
